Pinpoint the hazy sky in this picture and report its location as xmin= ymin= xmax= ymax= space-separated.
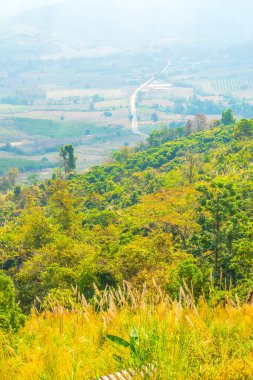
xmin=1 ymin=0 xmax=253 ymax=43
xmin=1 ymin=0 xmax=252 ymax=17
xmin=0 ymin=0 xmax=61 ymax=17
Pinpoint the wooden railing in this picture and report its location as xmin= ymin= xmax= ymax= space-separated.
xmin=95 ymin=363 xmax=156 ymax=379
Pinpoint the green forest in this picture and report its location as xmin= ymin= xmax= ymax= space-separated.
xmin=0 ymin=116 xmax=252 ymax=379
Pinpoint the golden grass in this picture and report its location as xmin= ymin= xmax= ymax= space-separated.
xmin=0 ymin=283 xmax=252 ymax=379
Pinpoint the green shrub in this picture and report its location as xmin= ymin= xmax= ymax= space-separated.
xmin=0 ymin=271 xmax=25 ymax=332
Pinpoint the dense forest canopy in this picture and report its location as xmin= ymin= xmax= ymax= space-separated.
xmin=0 ymin=116 xmax=252 ymax=321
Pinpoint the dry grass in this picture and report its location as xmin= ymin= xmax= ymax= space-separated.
xmin=0 ymin=283 xmax=252 ymax=379
xmin=12 ymin=110 xmax=130 ymax=125
xmin=46 ymin=89 xmax=127 ymax=100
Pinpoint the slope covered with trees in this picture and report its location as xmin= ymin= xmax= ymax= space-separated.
xmin=0 ymin=117 xmax=252 ymax=378
xmin=0 ymin=118 xmax=251 ymax=312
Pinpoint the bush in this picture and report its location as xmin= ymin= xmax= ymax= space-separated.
xmin=0 ymin=272 xmax=25 ymax=332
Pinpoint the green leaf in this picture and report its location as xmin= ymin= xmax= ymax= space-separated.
xmin=113 ymin=354 xmax=124 ymax=364
xmin=106 ymin=335 xmax=130 ymax=348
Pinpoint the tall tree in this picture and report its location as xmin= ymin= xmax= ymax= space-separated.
xmin=60 ymin=144 xmax=76 ymax=173
xmin=221 ymin=109 xmax=235 ymax=126
xmin=194 ymin=114 xmax=208 ymax=132
xmin=185 ymin=120 xmax=193 ymax=136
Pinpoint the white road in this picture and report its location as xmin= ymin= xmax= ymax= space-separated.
xmin=130 ymin=77 xmax=154 ymax=135
xmin=130 ymin=60 xmax=171 ymax=135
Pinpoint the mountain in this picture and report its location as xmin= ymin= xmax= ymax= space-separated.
xmin=0 ymin=23 xmax=60 ymax=59
xmin=4 ymin=0 xmax=253 ymax=53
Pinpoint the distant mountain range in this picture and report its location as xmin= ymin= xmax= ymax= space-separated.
xmin=1 ymin=0 xmax=253 ymax=60
xmin=0 ymin=23 xmax=60 ymax=60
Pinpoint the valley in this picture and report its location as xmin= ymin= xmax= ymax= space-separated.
xmin=0 ymin=2 xmax=253 ymax=379
xmin=1 ymin=44 xmax=253 ymax=182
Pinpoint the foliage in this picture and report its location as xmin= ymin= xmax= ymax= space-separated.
xmin=0 ymin=117 xmax=252 ymax=315
xmin=0 ymin=271 xmax=25 ymax=332
xmin=234 ymin=118 xmax=253 ymax=139
xmin=60 ymin=144 xmax=77 ymax=173
xmin=0 ymin=114 xmax=252 ymax=378
xmin=221 ymin=109 xmax=235 ymax=126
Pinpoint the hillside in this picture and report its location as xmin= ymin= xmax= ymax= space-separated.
xmin=0 ymin=118 xmax=252 ymax=378
xmin=0 ymin=118 xmax=252 ymax=303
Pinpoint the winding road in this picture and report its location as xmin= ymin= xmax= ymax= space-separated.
xmin=130 ymin=60 xmax=171 ymax=135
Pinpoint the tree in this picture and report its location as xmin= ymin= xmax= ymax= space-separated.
xmin=185 ymin=120 xmax=193 ymax=136
xmin=113 ymin=146 xmax=131 ymax=162
xmin=60 ymin=145 xmax=76 ymax=173
xmin=174 ymin=102 xmax=185 ymax=114
xmin=0 ymin=272 xmax=25 ymax=332
xmin=177 ymin=258 xmax=204 ymax=297
xmin=48 ymin=179 xmax=78 ymax=232
xmin=183 ymin=152 xmax=199 ymax=184
xmin=27 ymin=173 xmax=39 ymax=185
xmin=151 ymin=113 xmax=159 ymax=122
xmin=0 ymin=177 xmax=12 ymax=193
xmin=234 ymin=119 xmax=253 ymax=139
xmin=195 ymin=179 xmax=249 ymax=283
xmin=104 ymin=111 xmax=113 ymax=117
xmin=13 ymin=185 xmax=22 ymax=199
xmin=193 ymin=114 xmax=208 ymax=132
xmin=221 ymin=109 xmax=235 ymax=126
xmin=130 ymin=188 xmax=200 ymax=250
xmin=7 ymin=168 xmax=19 ymax=187
xmin=20 ymin=208 xmax=53 ymax=249
xmin=147 ymin=126 xmax=172 ymax=147
xmin=0 ymin=168 xmax=19 ymax=193
xmin=210 ymin=118 xmax=220 ymax=128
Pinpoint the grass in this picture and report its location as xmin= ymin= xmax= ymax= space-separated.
xmin=7 ymin=117 xmax=132 ymax=139
xmin=0 ymin=283 xmax=252 ymax=379
xmin=11 ymin=118 xmax=98 ymax=139
xmin=0 ymin=157 xmax=56 ymax=176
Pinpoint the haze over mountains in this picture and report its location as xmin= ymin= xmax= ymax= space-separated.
xmin=1 ymin=0 xmax=253 ymax=59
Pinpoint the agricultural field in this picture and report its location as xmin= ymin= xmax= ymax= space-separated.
xmin=0 ymin=54 xmax=146 ymax=180
xmin=7 ymin=109 xmax=130 ymax=125
xmin=168 ymin=67 xmax=253 ymax=100
xmin=0 ymin=116 xmax=141 ymax=180
xmin=134 ymin=61 xmax=253 ymax=131
xmin=1 ymin=49 xmax=253 ymax=180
